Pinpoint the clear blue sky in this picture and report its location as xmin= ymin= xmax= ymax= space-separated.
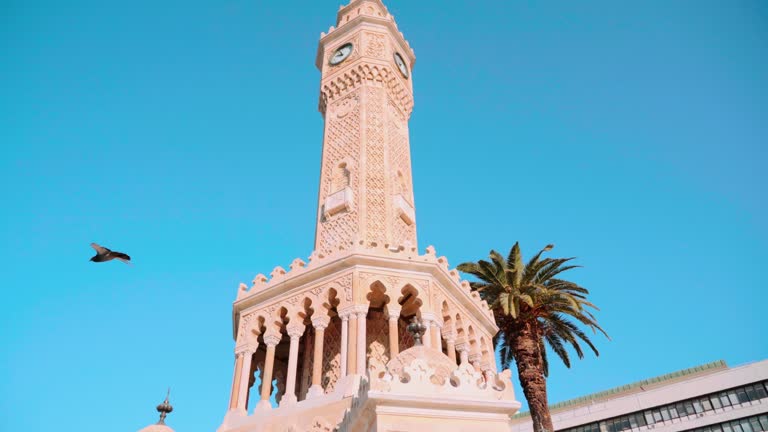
xmin=1 ymin=1 xmax=766 ymax=431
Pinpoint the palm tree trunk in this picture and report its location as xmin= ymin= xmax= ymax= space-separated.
xmin=512 ymin=322 xmax=554 ymax=432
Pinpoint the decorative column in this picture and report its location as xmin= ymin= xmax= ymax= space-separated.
xmin=308 ymin=316 xmax=330 ymax=398
xmin=340 ymin=313 xmax=349 ymax=378
xmin=420 ymin=313 xmax=433 ymax=348
xmin=469 ymin=352 xmax=482 ymax=371
xmin=280 ymin=324 xmax=305 ymax=406
xmin=355 ymin=305 xmax=369 ymax=375
xmin=232 ymin=344 xmax=257 ymax=413
xmin=456 ymin=341 xmax=469 ymax=365
xmin=387 ymin=305 xmax=401 ymax=358
xmin=430 ymin=320 xmax=442 ymax=351
xmin=255 ymin=332 xmax=281 ymax=411
xmin=442 ymin=330 xmax=457 ymax=363
xmin=228 ymin=352 xmax=244 ymax=411
xmin=347 ymin=311 xmax=358 ymax=376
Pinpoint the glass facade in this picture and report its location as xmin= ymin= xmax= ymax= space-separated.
xmin=560 ymin=381 xmax=768 ymax=432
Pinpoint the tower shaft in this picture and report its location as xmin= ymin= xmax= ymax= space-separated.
xmin=314 ymin=0 xmax=417 ymax=254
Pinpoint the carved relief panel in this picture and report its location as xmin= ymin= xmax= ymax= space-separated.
xmin=316 ymin=90 xmax=362 ymax=253
xmin=364 ymin=32 xmax=388 ymax=59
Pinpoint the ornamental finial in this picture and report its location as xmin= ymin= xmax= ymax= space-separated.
xmin=155 ymin=388 xmax=173 ymax=425
xmin=406 ymin=316 xmax=427 ymax=346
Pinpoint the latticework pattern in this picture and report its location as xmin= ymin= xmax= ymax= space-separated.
xmin=317 ymin=90 xmax=361 ymax=253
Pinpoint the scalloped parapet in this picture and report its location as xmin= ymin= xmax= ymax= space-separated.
xmin=234 ymin=243 xmax=496 ymax=322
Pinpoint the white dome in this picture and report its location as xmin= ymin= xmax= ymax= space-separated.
xmin=138 ymin=424 xmax=174 ymax=432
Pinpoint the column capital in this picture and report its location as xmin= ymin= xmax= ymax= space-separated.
xmin=338 ymin=305 xmax=356 ymax=319
xmin=468 ymin=353 xmax=482 ymax=363
xmin=286 ymin=324 xmax=305 ymax=339
xmin=263 ymin=332 xmax=282 ymax=347
xmin=420 ymin=312 xmax=437 ymax=323
xmin=311 ymin=315 xmax=331 ymax=330
xmin=387 ymin=304 xmax=402 ymax=319
xmin=480 ymin=361 xmax=493 ymax=372
xmin=352 ymin=304 xmax=369 ymax=317
xmin=455 ymin=342 xmax=469 ymax=353
xmin=441 ymin=329 xmax=456 ymax=342
xmin=235 ymin=344 xmax=257 ymax=357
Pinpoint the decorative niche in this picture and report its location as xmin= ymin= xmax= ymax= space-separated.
xmin=324 ymin=162 xmax=354 ymax=219
xmin=394 ymin=194 xmax=415 ymax=225
xmin=393 ymin=170 xmax=414 ymax=225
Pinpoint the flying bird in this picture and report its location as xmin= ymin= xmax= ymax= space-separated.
xmin=90 ymin=242 xmax=131 ymax=265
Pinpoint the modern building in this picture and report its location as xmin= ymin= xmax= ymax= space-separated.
xmin=510 ymin=360 xmax=768 ymax=432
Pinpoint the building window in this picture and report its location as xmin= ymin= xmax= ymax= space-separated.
xmin=557 ymin=381 xmax=768 ymax=432
xmin=685 ymin=414 xmax=768 ymax=432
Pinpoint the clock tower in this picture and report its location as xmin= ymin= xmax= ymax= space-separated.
xmin=217 ymin=2 xmax=520 ymax=431
xmin=314 ymin=0 xmax=418 ymax=255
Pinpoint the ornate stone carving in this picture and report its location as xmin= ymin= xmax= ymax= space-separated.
xmin=364 ymin=32 xmax=387 ymax=58
xmin=287 ymin=324 xmax=305 ymax=338
xmin=237 ymin=313 xmax=254 ymax=338
xmin=334 ymin=93 xmax=358 ymax=119
xmin=310 ymin=286 xmax=324 ymax=298
xmin=312 ymin=315 xmax=330 ymax=330
xmin=366 ymin=310 xmax=390 ymax=374
xmin=398 ymin=317 xmax=415 ymax=351
xmin=321 ymin=64 xmax=413 ymax=121
xmin=264 ymin=332 xmax=282 ymax=347
xmin=321 ymin=318 xmax=342 ymax=394
xmin=234 ymin=345 xmax=256 ymax=357
xmin=317 ymin=90 xmax=361 ymax=254
xmin=365 ymin=86 xmax=387 ymax=245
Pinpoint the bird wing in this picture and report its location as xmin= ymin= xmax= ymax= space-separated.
xmin=90 ymin=243 xmax=110 ymax=254
xmin=112 ymin=251 xmax=131 ymax=263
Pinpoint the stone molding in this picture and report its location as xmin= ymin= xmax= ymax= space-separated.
xmin=352 ymin=304 xmax=369 ymax=316
xmin=311 ymin=316 xmax=331 ymax=330
xmin=386 ymin=304 xmax=402 ymax=319
xmin=319 ymin=63 xmax=413 ymax=118
xmin=234 ymin=245 xmax=496 ymax=332
xmin=338 ymin=305 xmax=357 ymax=318
xmin=234 ymin=345 xmax=257 ymax=357
xmin=338 ymin=359 xmax=520 ymax=432
xmin=420 ymin=312 xmax=437 ymax=323
xmin=287 ymin=324 xmax=306 ymax=338
xmin=263 ymin=333 xmax=282 ymax=347
xmin=441 ymin=328 xmax=457 ymax=342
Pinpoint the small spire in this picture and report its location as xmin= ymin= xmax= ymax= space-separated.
xmin=155 ymin=388 xmax=173 ymax=425
xmin=406 ymin=316 xmax=427 ymax=346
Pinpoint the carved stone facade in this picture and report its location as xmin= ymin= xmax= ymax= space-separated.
xmin=216 ymin=2 xmax=519 ymax=432
xmin=314 ymin=1 xmax=417 ymax=254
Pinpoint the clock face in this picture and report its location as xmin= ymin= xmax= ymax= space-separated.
xmin=329 ymin=43 xmax=354 ymax=66
xmin=393 ymin=52 xmax=409 ymax=78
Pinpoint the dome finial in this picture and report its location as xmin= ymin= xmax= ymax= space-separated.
xmin=155 ymin=388 xmax=173 ymax=425
xmin=407 ymin=316 xmax=427 ymax=346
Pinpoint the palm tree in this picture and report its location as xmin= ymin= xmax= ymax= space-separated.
xmin=457 ymin=243 xmax=608 ymax=432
